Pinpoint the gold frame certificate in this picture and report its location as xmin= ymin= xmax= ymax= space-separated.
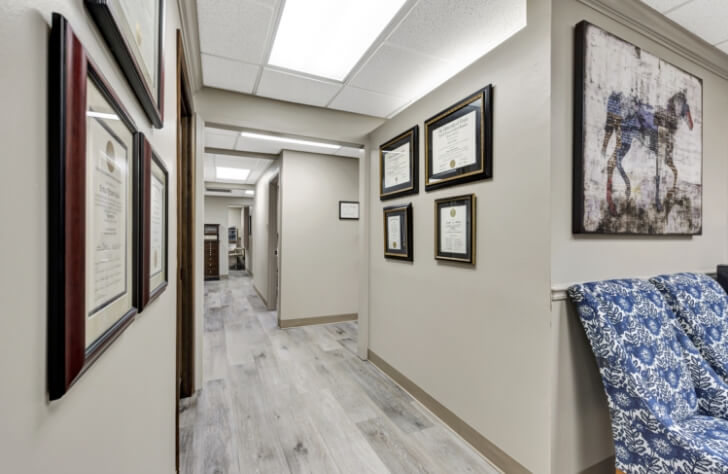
xmin=383 ymin=203 xmax=413 ymax=261
xmin=380 ymin=126 xmax=418 ymax=200
xmin=435 ymin=194 xmax=476 ymax=264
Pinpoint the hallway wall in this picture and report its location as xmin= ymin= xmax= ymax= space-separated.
xmin=364 ymin=0 xmax=551 ymax=471
xmin=549 ymin=0 xmax=728 ymax=472
xmin=252 ymin=163 xmax=280 ymax=303
xmin=0 ymin=1 xmax=181 ymax=473
xmin=279 ymin=150 xmax=359 ymax=322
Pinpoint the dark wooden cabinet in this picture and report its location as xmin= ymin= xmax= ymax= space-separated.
xmin=204 ymin=224 xmax=220 ymax=281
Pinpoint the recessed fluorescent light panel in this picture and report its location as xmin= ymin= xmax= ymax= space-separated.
xmin=240 ymin=131 xmax=340 ymax=150
xmin=87 ymin=111 xmax=119 ymax=121
xmin=268 ymin=0 xmax=407 ymax=81
xmin=245 ymin=190 xmax=255 ymax=196
xmin=216 ymin=167 xmax=251 ymax=181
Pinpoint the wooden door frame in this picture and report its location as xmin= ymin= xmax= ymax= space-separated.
xmin=175 ymin=29 xmax=195 ymax=472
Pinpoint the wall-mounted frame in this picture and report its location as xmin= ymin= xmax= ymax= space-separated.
xmin=380 ymin=126 xmax=419 ymax=200
xmin=339 ymin=201 xmax=360 ymax=220
xmin=573 ymin=21 xmax=702 ymax=235
xmin=48 ymin=13 xmax=138 ymax=400
xmin=383 ymin=203 xmax=413 ymax=261
xmin=434 ymin=194 xmax=476 ymax=264
xmin=425 ymin=86 xmax=493 ymax=191
xmin=85 ymin=0 xmax=165 ymax=128
xmin=136 ymin=133 xmax=168 ymax=312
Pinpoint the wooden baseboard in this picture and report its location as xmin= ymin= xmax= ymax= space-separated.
xmin=279 ymin=313 xmax=357 ymax=328
xmin=253 ymin=285 xmax=268 ymax=306
xmin=367 ymin=350 xmax=529 ymax=474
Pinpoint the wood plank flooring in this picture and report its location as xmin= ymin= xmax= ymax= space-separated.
xmin=180 ymin=270 xmax=500 ymax=474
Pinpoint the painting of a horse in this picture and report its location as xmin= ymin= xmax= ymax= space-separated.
xmin=574 ymin=22 xmax=702 ymax=235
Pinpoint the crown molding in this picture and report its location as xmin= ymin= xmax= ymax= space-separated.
xmin=177 ymin=0 xmax=204 ymax=94
xmin=577 ymin=0 xmax=728 ymax=80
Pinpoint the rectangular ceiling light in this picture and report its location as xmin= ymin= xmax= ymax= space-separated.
xmin=245 ymin=190 xmax=255 ymax=196
xmin=216 ymin=167 xmax=251 ymax=181
xmin=240 ymin=131 xmax=340 ymax=150
xmin=268 ymin=0 xmax=406 ymax=81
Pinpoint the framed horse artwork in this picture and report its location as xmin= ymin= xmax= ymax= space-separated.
xmin=573 ymin=21 xmax=702 ymax=235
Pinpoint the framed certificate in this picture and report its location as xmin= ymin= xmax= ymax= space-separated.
xmin=85 ymin=0 xmax=165 ymax=128
xmin=48 ymin=14 xmax=138 ymax=400
xmin=435 ymin=194 xmax=476 ymax=264
xmin=136 ymin=134 xmax=168 ymax=312
xmin=380 ymin=126 xmax=418 ymax=200
xmin=383 ymin=204 xmax=413 ymax=261
xmin=339 ymin=201 xmax=360 ymax=220
xmin=425 ymin=86 xmax=493 ymax=191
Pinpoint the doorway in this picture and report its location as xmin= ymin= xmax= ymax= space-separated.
xmin=175 ymin=29 xmax=195 ymax=472
xmin=267 ymin=175 xmax=279 ymax=314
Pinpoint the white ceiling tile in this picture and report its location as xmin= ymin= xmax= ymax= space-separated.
xmin=329 ymin=87 xmax=409 ymax=118
xmin=197 ymin=0 xmax=274 ymax=63
xmin=205 ymin=127 xmax=238 ymax=149
xmin=257 ymin=69 xmax=342 ymax=107
xmin=235 ymin=136 xmax=283 ymax=154
xmin=204 ymin=155 xmax=216 ymax=181
xmin=201 ymin=54 xmax=259 ymax=94
xmin=351 ymin=44 xmax=454 ymax=99
xmin=387 ymin=0 xmax=526 ymax=65
xmin=666 ymin=0 xmax=728 ymax=44
xmin=640 ymin=0 xmax=695 ymax=13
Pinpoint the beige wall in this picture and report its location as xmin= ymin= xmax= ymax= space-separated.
xmin=549 ymin=1 xmax=728 ymax=472
xmin=194 ymin=115 xmax=205 ymax=390
xmin=279 ymin=151 xmax=359 ymax=321
xmin=204 ymin=196 xmax=253 ymax=276
xmin=252 ymin=163 xmax=280 ymax=301
xmin=364 ymin=0 xmax=552 ymax=471
xmin=0 ymin=1 xmax=181 ymax=472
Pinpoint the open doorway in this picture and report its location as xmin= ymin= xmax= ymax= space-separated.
xmin=175 ymin=29 xmax=195 ymax=471
xmin=267 ymin=175 xmax=279 ymax=314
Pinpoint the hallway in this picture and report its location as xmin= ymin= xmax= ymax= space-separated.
xmin=180 ymin=271 xmax=499 ymax=474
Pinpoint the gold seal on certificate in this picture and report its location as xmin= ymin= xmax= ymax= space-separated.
xmin=435 ymin=194 xmax=476 ymax=264
xmin=425 ymin=86 xmax=493 ymax=191
xmin=383 ymin=204 xmax=413 ymax=261
xmin=380 ymin=126 xmax=419 ymax=200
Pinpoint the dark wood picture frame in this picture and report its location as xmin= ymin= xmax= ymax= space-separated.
xmin=136 ymin=133 xmax=168 ymax=312
xmin=85 ymin=0 xmax=166 ymax=128
xmin=48 ymin=13 xmax=138 ymax=400
xmin=383 ymin=203 xmax=413 ymax=261
xmin=339 ymin=201 xmax=360 ymax=220
xmin=380 ymin=126 xmax=419 ymax=200
xmin=434 ymin=194 xmax=476 ymax=264
xmin=425 ymin=86 xmax=493 ymax=191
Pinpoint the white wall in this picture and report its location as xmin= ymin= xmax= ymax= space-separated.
xmin=279 ymin=151 xmax=359 ymax=321
xmin=194 ymin=115 xmax=205 ymax=390
xmin=252 ymin=163 xmax=280 ymax=302
xmin=364 ymin=1 xmax=552 ymax=471
xmin=548 ymin=1 xmax=728 ymax=472
xmin=204 ymin=196 xmax=252 ymax=276
xmin=0 ymin=1 xmax=181 ymax=472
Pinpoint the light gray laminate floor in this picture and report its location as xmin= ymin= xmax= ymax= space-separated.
xmin=180 ymin=270 xmax=500 ymax=474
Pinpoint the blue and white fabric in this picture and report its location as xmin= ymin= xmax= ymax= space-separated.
xmin=651 ymin=272 xmax=728 ymax=385
xmin=568 ymin=278 xmax=728 ymax=473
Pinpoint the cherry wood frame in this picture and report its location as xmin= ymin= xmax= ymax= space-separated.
xmin=383 ymin=203 xmax=413 ymax=261
xmin=85 ymin=0 xmax=165 ymax=128
xmin=48 ymin=13 xmax=138 ymax=400
xmin=136 ymin=134 xmax=169 ymax=312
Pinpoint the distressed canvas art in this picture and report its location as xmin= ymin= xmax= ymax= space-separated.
xmin=573 ymin=21 xmax=702 ymax=234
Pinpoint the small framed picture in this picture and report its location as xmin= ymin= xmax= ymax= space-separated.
xmin=383 ymin=204 xmax=413 ymax=261
xmin=136 ymin=134 xmax=168 ymax=312
xmin=48 ymin=14 xmax=138 ymax=399
xmin=380 ymin=126 xmax=418 ymax=200
xmin=425 ymin=86 xmax=493 ymax=191
xmin=85 ymin=0 xmax=166 ymax=128
xmin=435 ymin=194 xmax=476 ymax=264
xmin=339 ymin=201 xmax=360 ymax=220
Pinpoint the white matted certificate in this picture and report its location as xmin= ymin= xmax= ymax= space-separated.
xmin=440 ymin=205 xmax=467 ymax=254
xmin=435 ymin=194 xmax=475 ymax=264
xmin=339 ymin=201 xmax=359 ymax=220
xmin=150 ymin=173 xmax=164 ymax=277
xmin=383 ymin=142 xmax=411 ymax=189
xmin=432 ymin=110 xmax=477 ymax=175
xmin=387 ymin=215 xmax=402 ymax=250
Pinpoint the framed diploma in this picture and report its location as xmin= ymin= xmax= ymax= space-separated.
xmin=85 ymin=0 xmax=165 ymax=128
xmin=136 ymin=134 xmax=168 ymax=312
xmin=380 ymin=126 xmax=419 ymax=200
xmin=425 ymin=86 xmax=493 ymax=191
xmin=339 ymin=201 xmax=360 ymax=220
xmin=434 ymin=194 xmax=476 ymax=264
xmin=48 ymin=14 xmax=138 ymax=400
xmin=383 ymin=204 xmax=413 ymax=261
